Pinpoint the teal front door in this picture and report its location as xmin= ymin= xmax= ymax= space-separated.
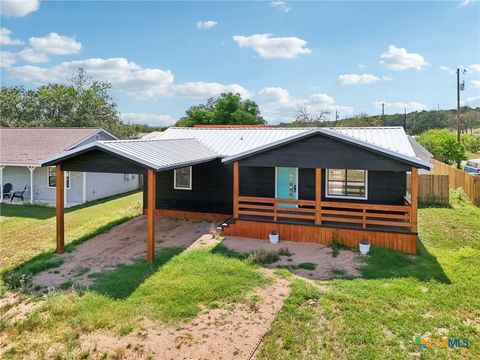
xmin=276 ymin=167 xmax=298 ymax=208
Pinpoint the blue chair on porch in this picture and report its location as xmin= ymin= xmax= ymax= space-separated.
xmin=11 ymin=185 xmax=27 ymax=202
xmin=2 ymin=183 xmax=12 ymax=199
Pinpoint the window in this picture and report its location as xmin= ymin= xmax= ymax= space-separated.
xmin=48 ymin=167 xmax=70 ymax=189
xmin=174 ymin=166 xmax=192 ymax=190
xmin=326 ymin=169 xmax=367 ymax=199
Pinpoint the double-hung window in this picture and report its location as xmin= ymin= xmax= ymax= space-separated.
xmin=48 ymin=167 xmax=70 ymax=189
xmin=174 ymin=166 xmax=192 ymax=190
xmin=326 ymin=169 xmax=367 ymax=199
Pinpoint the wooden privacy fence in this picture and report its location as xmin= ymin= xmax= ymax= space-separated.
xmin=407 ymin=174 xmax=449 ymax=205
xmin=430 ymin=158 xmax=480 ymax=206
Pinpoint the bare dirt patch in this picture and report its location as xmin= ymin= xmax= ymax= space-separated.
xmin=30 ymin=216 xmax=213 ymax=289
xmin=222 ymin=236 xmax=363 ymax=280
xmin=79 ymin=272 xmax=290 ymax=360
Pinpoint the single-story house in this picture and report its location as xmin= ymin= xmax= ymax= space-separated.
xmin=42 ymin=126 xmax=430 ymax=260
xmin=0 ymin=128 xmax=140 ymax=206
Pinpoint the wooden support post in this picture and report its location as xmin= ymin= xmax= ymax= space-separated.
xmin=411 ymin=167 xmax=418 ymax=233
xmin=56 ymin=165 xmax=65 ymax=254
xmin=146 ymin=169 xmax=156 ymax=263
xmin=233 ymin=162 xmax=239 ymax=219
xmin=315 ymin=168 xmax=322 ymax=224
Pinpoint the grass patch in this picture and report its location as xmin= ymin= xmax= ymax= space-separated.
xmin=89 ymin=248 xmax=182 ymax=299
xmin=330 ymin=268 xmax=346 ymax=277
xmin=297 ymin=262 xmax=316 ymax=271
xmin=74 ymin=267 xmax=90 ymax=277
xmin=259 ymin=201 xmax=480 ymax=359
xmin=0 ymin=191 xmax=143 ymax=275
xmin=3 ymin=247 xmax=269 ymax=357
xmin=258 ymin=279 xmax=321 ymax=359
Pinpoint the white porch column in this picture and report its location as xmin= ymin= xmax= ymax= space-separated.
xmin=28 ymin=166 xmax=35 ymax=203
xmin=82 ymin=172 xmax=87 ymax=203
xmin=0 ymin=165 xmax=4 ymax=203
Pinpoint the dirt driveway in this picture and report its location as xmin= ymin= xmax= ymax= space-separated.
xmin=30 ymin=216 xmax=212 ymax=289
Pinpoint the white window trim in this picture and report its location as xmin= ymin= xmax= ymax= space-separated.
xmin=325 ymin=169 xmax=368 ymax=200
xmin=174 ymin=166 xmax=192 ymax=190
xmin=47 ymin=166 xmax=71 ymax=189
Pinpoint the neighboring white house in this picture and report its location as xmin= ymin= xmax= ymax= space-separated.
xmin=0 ymin=128 xmax=140 ymax=207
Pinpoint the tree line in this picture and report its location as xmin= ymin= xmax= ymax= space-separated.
xmin=0 ymin=69 xmax=162 ymax=139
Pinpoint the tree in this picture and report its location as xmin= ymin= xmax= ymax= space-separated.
xmin=0 ymin=68 xmax=161 ymax=138
xmin=175 ymin=93 xmax=265 ymax=127
xmin=417 ymin=129 xmax=466 ymax=167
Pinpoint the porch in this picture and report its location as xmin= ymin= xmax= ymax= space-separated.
xmin=223 ymin=162 xmax=419 ymax=254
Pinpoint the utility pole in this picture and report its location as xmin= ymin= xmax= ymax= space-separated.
xmin=457 ymin=68 xmax=461 ymax=142
xmin=404 ymin=107 xmax=407 ymax=132
xmin=381 ymin=103 xmax=385 ymax=125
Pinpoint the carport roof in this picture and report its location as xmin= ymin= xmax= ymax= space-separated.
xmin=41 ymin=138 xmax=220 ymax=171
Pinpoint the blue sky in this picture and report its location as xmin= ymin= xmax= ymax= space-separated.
xmin=1 ymin=0 xmax=479 ymax=126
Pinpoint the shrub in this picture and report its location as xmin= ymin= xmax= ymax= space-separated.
xmin=461 ymin=134 xmax=480 ymax=153
xmin=417 ymin=129 xmax=466 ymax=167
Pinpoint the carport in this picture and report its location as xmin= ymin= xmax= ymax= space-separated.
xmin=41 ymin=138 xmax=219 ymax=263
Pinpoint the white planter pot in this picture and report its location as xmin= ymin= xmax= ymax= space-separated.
xmin=269 ymin=233 xmax=279 ymax=245
xmin=359 ymin=242 xmax=371 ymax=255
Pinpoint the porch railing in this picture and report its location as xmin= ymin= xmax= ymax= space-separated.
xmin=237 ymin=196 xmax=414 ymax=232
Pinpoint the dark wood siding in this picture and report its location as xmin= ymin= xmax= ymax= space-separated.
xmin=238 ymin=167 xmax=406 ymax=205
xmin=60 ymin=149 xmax=147 ymax=174
xmin=239 ymin=166 xmax=275 ymax=198
xmin=239 ymin=134 xmax=413 ymax=171
xmin=152 ymin=159 xmax=233 ymax=214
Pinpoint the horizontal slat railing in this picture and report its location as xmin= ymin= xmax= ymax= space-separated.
xmin=237 ymin=196 xmax=316 ymax=222
xmin=237 ymin=196 xmax=413 ymax=231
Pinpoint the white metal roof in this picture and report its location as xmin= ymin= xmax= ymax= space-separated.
xmin=221 ymin=128 xmax=430 ymax=169
xmin=145 ymin=126 xmax=418 ymax=158
xmin=42 ymin=138 xmax=219 ymax=171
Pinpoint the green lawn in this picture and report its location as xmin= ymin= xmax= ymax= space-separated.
xmin=2 ymin=247 xmax=268 ymax=358
xmin=258 ymin=200 xmax=480 ymax=359
xmin=0 ymin=191 xmax=143 ymax=274
xmin=2 ymin=192 xmax=479 ymax=359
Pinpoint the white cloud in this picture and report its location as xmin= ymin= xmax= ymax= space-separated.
xmin=196 ymin=20 xmax=217 ymax=30
xmin=0 ymin=51 xmax=16 ymax=68
xmin=17 ymin=47 xmax=49 ymax=63
xmin=271 ymin=1 xmax=290 ymax=13
xmin=374 ymin=101 xmax=427 ymax=112
xmin=6 ymin=57 xmax=252 ymax=101
xmin=233 ymin=34 xmax=311 ymax=59
xmin=464 ymin=95 xmax=480 ymax=107
xmin=120 ymin=112 xmax=173 ymax=127
xmin=0 ymin=27 xmax=23 ymax=45
xmin=257 ymin=87 xmax=353 ymax=123
xmin=439 ymin=65 xmax=455 ymax=74
xmin=172 ymin=81 xmax=251 ymax=100
xmin=29 ymin=33 xmax=82 ymax=55
xmin=379 ymin=45 xmax=428 ymax=71
xmin=0 ymin=0 xmax=39 ymax=17
xmin=459 ymin=0 xmax=475 ymax=7
xmin=467 ymin=63 xmax=480 ymax=74
xmin=357 ymin=63 xmax=366 ymax=69
xmin=471 ymin=80 xmax=480 ymax=88
xmin=338 ymin=73 xmax=381 ymax=85
xmin=382 ymin=75 xmax=393 ymax=81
